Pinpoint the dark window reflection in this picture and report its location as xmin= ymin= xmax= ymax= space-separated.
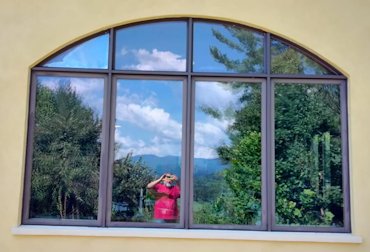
xmin=30 ymin=76 xmax=104 ymax=220
xmin=274 ymin=83 xmax=343 ymax=227
xmin=111 ymin=79 xmax=183 ymax=223
xmin=193 ymin=22 xmax=264 ymax=73
xmin=115 ymin=22 xmax=187 ymax=71
xmin=192 ymin=81 xmax=262 ymax=226
xmin=42 ymin=34 xmax=109 ymax=69
xmin=271 ymin=38 xmax=333 ymax=75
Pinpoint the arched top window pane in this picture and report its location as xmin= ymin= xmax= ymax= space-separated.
xmin=114 ymin=21 xmax=187 ymax=71
xmin=271 ymin=38 xmax=334 ymax=75
xmin=41 ymin=34 xmax=109 ymax=69
xmin=193 ymin=21 xmax=264 ymax=73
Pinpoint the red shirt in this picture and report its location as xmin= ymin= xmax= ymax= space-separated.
xmin=153 ymin=183 xmax=180 ymax=220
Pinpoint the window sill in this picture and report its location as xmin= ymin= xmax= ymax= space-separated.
xmin=12 ymin=225 xmax=362 ymax=243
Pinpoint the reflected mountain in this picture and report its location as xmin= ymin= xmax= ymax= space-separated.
xmin=132 ymin=154 xmax=228 ymax=176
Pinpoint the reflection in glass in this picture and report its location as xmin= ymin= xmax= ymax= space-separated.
xmin=271 ymin=38 xmax=333 ymax=75
xmin=30 ymin=76 xmax=105 ymax=220
xmin=274 ymin=83 xmax=343 ymax=227
xmin=42 ymin=34 xmax=109 ymax=69
xmin=193 ymin=22 xmax=264 ymax=73
xmin=111 ymin=79 xmax=183 ymax=223
xmin=115 ymin=22 xmax=187 ymax=71
xmin=193 ymin=81 xmax=262 ymax=226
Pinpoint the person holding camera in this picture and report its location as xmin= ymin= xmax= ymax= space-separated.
xmin=147 ymin=173 xmax=180 ymax=222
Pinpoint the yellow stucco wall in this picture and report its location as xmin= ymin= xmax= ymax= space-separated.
xmin=1 ymin=0 xmax=370 ymax=251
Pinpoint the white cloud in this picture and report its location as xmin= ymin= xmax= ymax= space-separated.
xmin=193 ymin=146 xmax=218 ymax=159
xmin=195 ymin=81 xmax=244 ymax=111
xmin=114 ymin=131 xmax=181 ymax=159
xmin=116 ymin=103 xmax=182 ymax=141
xmin=193 ymin=120 xmax=230 ymax=159
xmin=122 ymin=48 xmax=186 ymax=71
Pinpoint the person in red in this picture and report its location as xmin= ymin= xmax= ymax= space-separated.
xmin=147 ymin=173 xmax=180 ymax=222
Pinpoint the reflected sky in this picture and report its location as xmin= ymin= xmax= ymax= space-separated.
xmin=194 ymin=81 xmax=251 ymax=158
xmin=114 ymin=79 xmax=183 ymax=159
xmin=193 ymin=22 xmax=264 ymax=73
xmin=115 ymin=22 xmax=187 ymax=71
xmin=37 ymin=76 xmax=105 ymax=118
xmin=42 ymin=35 xmax=109 ymax=69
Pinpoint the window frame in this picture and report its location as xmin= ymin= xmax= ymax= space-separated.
xmin=270 ymin=79 xmax=350 ymax=233
xmin=23 ymin=18 xmax=350 ymax=233
xmin=106 ymin=75 xmax=188 ymax=228
xmin=22 ymin=71 xmax=109 ymax=227
xmin=189 ymin=77 xmax=267 ymax=231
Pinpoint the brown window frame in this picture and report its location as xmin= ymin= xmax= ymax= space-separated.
xmin=22 ymin=18 xmax=350 ymax=233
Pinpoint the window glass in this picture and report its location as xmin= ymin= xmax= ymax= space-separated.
xmin=42 ymin=34 xmax=109 ymax=69
xmin=111 ymin=79 xmax=183 ymax=223
xmin=271 ymin=38 xmax=333 ymax=75
xmin=274 ymin=83 xmax=343 ymax=227
xmin=26 ymin=19 xmax=348 ymax=231
xmin=193 ymin=22 xmax=264 ymax=73
xmin=30 ymin=76 xmax=105 ymax=220
xmin=193 ymin=80 xmax=262 ymax=226
xmin=115 ymin=22 xmax=187 ymax=71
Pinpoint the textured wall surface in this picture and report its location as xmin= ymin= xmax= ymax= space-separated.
xmin=1 ymin=0 xmax=369 ymax=251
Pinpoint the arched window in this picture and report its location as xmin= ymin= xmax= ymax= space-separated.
xmin=23 ymin=18 xmax=349 ymax=232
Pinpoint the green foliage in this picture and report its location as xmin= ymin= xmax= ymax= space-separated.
xmin=210 ymin=26 xmax=264 ymax=72
xmin=275 ymin=85 xmax=343 ymax=226
xmin=271 ymin=39 xmax=330 ymax=75
xmin=30 ymin=82 xmax=101 ymax=219
xmin=111 ymin=153 xmax=155 ymax=221
xmin=193 ymin=25 xmax=344 ymax=227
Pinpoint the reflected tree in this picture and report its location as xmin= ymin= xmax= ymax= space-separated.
xmin=31 ymin=82 xmax=101 ymax=219
xmin=112 ymin=153 xmax=155 ymax=222
xmin=210 ymin=25 xmax=264 ymax=72
xmin=194 ymin=25 xmax=343 ymax=226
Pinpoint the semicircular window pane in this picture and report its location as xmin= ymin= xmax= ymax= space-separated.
xmin=115 ymin=21 xmax=187 ymax=71
xmin=271 ymin=38 xmax=334 ymax=75
xmin=193 ymin=21 xmax=264 ymax=73
xmin=41 ymin=34 xmax=109 ymax=69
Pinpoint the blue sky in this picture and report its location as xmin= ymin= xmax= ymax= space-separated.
xmin=36 ymin=77 xmax=254 ymax=161
xmin=115 ymin=21 xmax=187 ymax=71
xmin=193 ymin=22 xmax=264 ymax=73
xmin=114 ymin=79 xmax=183 ymax=159
xmin=38 ymin=22 xmax=263 ymax=160
xmin=37 ymin=76 xmax=105 ymax=119
xmin=43 ymin=34 xmax=109 ymax=69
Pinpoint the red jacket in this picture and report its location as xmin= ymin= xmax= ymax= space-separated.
xmin=153 ymin=183 xmax=180 ymax=220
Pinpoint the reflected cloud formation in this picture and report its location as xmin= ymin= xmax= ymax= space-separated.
xmin=120 ymin=48 xmax=186 ymax=71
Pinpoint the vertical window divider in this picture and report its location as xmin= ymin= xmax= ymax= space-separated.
xmin=265 ymin=33 xmax=274 ymax=231
xmin=22 ymin=72 xmax=38 ymax=223
xmin=261 ymin=79 xmax=268 ymax=230
xmin=185 ymin=18 xmax=194 ymax=229
xmin=104 ymin=28 xmax=115 ymax=227
xmin=341 ymin=80 xmax=351 ymax=232
xmin=269 ymin=79 xmax=276 ymax=231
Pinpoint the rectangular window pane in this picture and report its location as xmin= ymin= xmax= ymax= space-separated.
xmin=274 ymin=83 xmax=343 ymax=227
xmin=30 ymin=76 xmax=104 ymax=220
xmin=111 ymin=79 xmax=183 ymax=224
xmin=193 ymin=80 xmax=262 ymax=226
